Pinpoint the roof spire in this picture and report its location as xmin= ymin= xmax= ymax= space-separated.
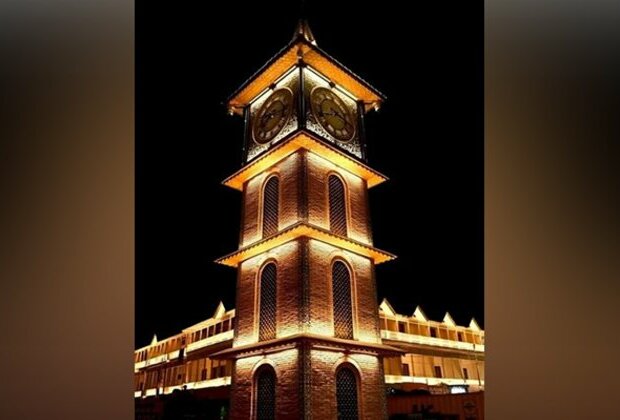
xmin=292 ymin=18 xmax=317 ymax=46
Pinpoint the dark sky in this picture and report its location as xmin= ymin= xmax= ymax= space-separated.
xmin=136 ymin=0 xmax=483 ymax=347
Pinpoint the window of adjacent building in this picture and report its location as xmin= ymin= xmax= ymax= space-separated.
xmin=336 ymin=366 xmax=360 ymax=420
xmin=332 ymin=260 xmax=354 ymax=340
xmin=201 ymin=329 xmax=207 ymax=340
xmin=215 ymin=323 xmax=222 ymax=335
xmin=201 ymin=368 xmax=207 ymax=381
xmin=259 ymin=263 xmax=277 ymax=341
xmin=398 ymin=322 xmax=406 ymax=333
xmin=463 ymin=368 xmax=469 ymax=380
xmin=328 ymin=175 xmax=348 ymax=237
xmin=208 ymin=325 xmax=214 ymax=337
xmin=223 ymin=319 xmax=230 ymax=332
xmin=457 ymin=332 xmax=464 ymax=342
xmin=430 ymin=327 xmax=438 ymax=338
xmin=262 ymin=176 xmax=279 ymax=238
xmin=255 ymin=365 xmax=276 ymax=420
xmin=402 ymin=364 xmax=410 ymax=376
xmin=434 ymin=366 xmax=443 ymax=378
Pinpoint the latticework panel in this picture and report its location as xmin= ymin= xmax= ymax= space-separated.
xmin=332 ymin=261 xmax=353 ymax=339
xmin=262 ymin=176 xmax=279 ymax=238
xmin=255 ymin=366 xmax=276 ymax=420
xmin=259 ymin=263 xmax=277 ymax=341
xmin=336 ymin=367 xmax=359 ymax=420
xmin=328 ymin=175 xmax=347 ymax=237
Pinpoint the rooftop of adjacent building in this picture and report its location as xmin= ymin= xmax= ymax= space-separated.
xmin=135 ymin=299 xmax=484 ymax=367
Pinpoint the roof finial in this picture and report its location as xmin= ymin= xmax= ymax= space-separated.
xmin=292 ymin=17 xmax=317 ymax=46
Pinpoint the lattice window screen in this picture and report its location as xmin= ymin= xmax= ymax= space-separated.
xmin=259 ymin=263 xmax=277 ymax=341
xmin=328 ymin=175 xmax=347 ymax=236
xmin=262 ymin=177 xmax=279 ymax=238
xmin=332 ymin=261 xmax=354 ymax=339
xmin=336 ymin=367 xmax=359 ymax=420
xmin=255 ymin=366 xmax=276 ymax=420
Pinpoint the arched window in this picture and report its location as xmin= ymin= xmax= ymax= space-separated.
xmin=262 ymin=176 xmax=279 ymax=238
xmin=259 ymin=263 xmax=277 ymax=341
xmin=255 ymin=365 xmax=276 ymax=420
xmin=332 ymin=260 xmax=354 ymax=339
xmin=328 ymin=175 xmax=347 ymax=236
xmin=336 ymin=366 xmax=359 ymax=420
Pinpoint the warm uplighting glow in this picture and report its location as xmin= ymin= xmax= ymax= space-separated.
xmin=302 ymin=47 xmax=384 ymax=108
xmin=380 ymin=330 xmax=485 ymax=353
xmin=223 ymin=132 xmax=388 ymax=191
xmin=228 ymin=42 xmax=384 ymax=112
xmin=139 ymin=377 xmax=233 ymax=399
xmin=384 ymin=375 xmax=485 ymax=388
xmin=305 ymin=152 xmax=374 ymax=245
xmin=450 ymin=386 xmax=468 ymax=394
xmin=215 ymin=334 xmax=401 ymax=360
xmin=186 ymin=330 xmax=234 ymax=353
xmin=304 ymin=66 xmax=359 ymax=105
xmin=173 ymin=377 xmax=231 ymax=391
xmin=216 ymin=222 xmax=396 ymax=267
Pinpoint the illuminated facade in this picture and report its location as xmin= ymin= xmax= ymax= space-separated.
xmin=136 ymin=21 xmax=484 ymax=419
xmin=133 ymin=302 xmax=485 ymax=399
xmin=219 ymin=19 xmax=397 ymax=420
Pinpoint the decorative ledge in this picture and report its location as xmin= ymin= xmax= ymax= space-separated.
xmin=211 ymin=333 xmax=403 ymax=360
xmin=215 ymin=222 xmax=396 ymax=267
xmin=222 ymin=131 xmax=388 ymax=191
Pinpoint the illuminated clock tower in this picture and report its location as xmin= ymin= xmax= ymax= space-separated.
xmin=214 ymin=21 xmax=400 ymax=419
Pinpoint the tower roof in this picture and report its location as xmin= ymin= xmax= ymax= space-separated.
xmin=227 ymin=20 xmax=385 ymax=114
xmin=292 ymin=19 xmax=317 ymax=45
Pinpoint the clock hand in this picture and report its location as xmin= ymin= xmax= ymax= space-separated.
xmin=261 ymin=110 xmax=277 ymax=123
xmin=332 ymin=108 xmax=346 ymax=121
xmin=322 ymin=110 xmax=348 ymax=125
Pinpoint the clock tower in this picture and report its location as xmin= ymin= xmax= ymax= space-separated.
xmin=214 ymin=20 xmax=400 ymax=419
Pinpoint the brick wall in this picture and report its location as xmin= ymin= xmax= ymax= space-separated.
xmin=309 ymin=350 xmax=387 ymax=420
xmin=306 ymin=152 xmax=372 ymax=245
xmin=230 ymin=349 xmax=301 ymax=420
xmin=240 ymin=150 xmax=373 ymax=248
xmin=231 ymin=147 xmax=387 ymax=418
xmin=241 ymin=153 xmax=301 ymax=247
xmin=234 ymin=241 xmax=302 ymax=347
xmin=306 ymin=240 xmax=381 ymax=344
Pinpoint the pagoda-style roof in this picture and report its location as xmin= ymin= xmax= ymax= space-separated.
xmin=227 ymin=20 xmax=385 ymax=114
xmin=223 ymin=131 xmax=388 ymax=190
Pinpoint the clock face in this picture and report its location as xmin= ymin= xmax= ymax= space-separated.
xmin=310 ymin=87 xmax=356 ymax=142
xmin=252 ymin=88 xmax=294 ymax=144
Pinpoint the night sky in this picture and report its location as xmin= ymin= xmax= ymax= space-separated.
xmin=136 ymin=0 xmax=483 ymax=347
